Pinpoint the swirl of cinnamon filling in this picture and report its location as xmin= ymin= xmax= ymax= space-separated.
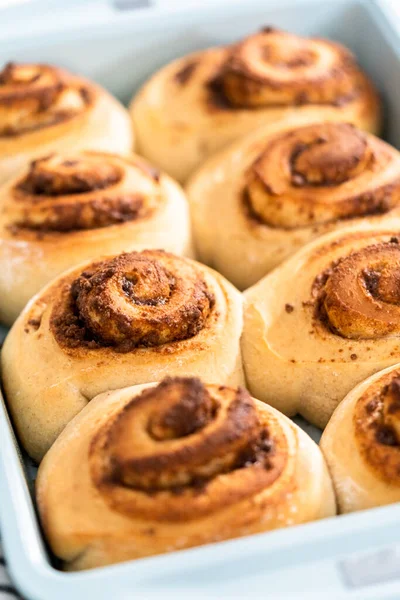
xmin=50 ymin=250 xmax=215 ymax=351
xmin=245 ymin=122 xmax=400 ymax=229
xmin=218 ymin=28 xmax=368 ymax=109
xmin=7 ymin=152 xmax=162 ymax=232
xmin=90 ymin=377 xmax=286 ymax=521
xmin=312 ymin=239 xmax=400 ymax=339
xmin=354 ymin=371 xmax=400 ymax=483
xmin=0 ymin=62 xmax=93 ymax=137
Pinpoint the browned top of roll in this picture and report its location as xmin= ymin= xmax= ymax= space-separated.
xmin=209 ymin=28 xmax=374 ymax=110
xmin=6 ymin=152 xmax=163 ymax=233
xmin=311 ymin=236 xmax=400 ymax=339
xmin=90 ymin=377 xmax=287 ymax=521
xmin=0 ymin=63 xmax=94 ymax=137
xmin=354 ymin=369 xmax=400 ymax=483
xmin=50 ymin=250 xmax=215 ymax=352
xmin=244 ymin=122 xmax=400 ymax=229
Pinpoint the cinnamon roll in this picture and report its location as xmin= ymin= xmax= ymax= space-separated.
xmin=130 ymin=28 xmax=381 ymax=182
xmin=36 ymin=377 xmax=335 ymax=569
xmin=0 ymin=151 xmax=192 ymax=325
xmin=2 ymin=250 xmax=244 ymax=461
xmin=188 ymin=121 xmax=400 ymax=290
xmin=0 ymin=62 xmax=132 ymax=184
xmin=242 ymin=219 xmax=400 ymax=428
xmin=321 ymin=364 xmax=400 ymax=512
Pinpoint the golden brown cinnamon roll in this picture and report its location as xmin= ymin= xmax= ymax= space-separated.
xmin=0 ymin=62 xmax=132 ymax=184
xmin=131 ymin=28 xmax=380 ymax=182
xmin=0 ymin=151 xmax=192 ymax=325
xmin=2 ymin=250 xmax=244 ymax=461
xmin=321 ymin=364 xmax=400 ymax=512
xmin=188 ymin=121 xmax=400 ymax=290
xmin=242 ymin=219 xmax=400 ymax=428
xmin=36 ymin=377 xmax=335 ymax=569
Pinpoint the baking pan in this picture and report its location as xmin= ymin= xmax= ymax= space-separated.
xmin=1 ymin=0 xmax=400 ymax=598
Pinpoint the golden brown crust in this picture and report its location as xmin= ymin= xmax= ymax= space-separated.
xmin=7 ymin=153 xmax=161 ymax=232
xmin=320 ymin=364 xmax=400 ymax=512
xmin=0 ymin=151 xmax=193 ymax=325
xmin=90 ymin=378 xmax=286 ymax=522
xmin=0 ymin=62 xmax=133 ymax=187
xmin=0 ymin=63 xmax=93 ymax=137
xmin=354 ymin=371 xmax=400 ymax=483
xmin=217 ymin=29 xmax=369 ymax=109
xmin=242 ymin=219 xmax=400 ymax=429
xmin=131 ymin=28 xmax=381 ymax=182
xmin=187 ymin=121 xmax=400 ymax=290
xmin=303 ymin=232 xmax=400 ymax=344
xmin=2 ymin=250 xmax=244 ymax=461
xmin=245 ymin=123 xmax=400 ymax=229
xmin=50 ymin=251 xmax=214 ymax=351
xmin=36 ymin=378 xmax=335 ymax=569
xmin=312 ymin=240 xmax=400 ymax=339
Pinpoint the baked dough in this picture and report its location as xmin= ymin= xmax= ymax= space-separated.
xmin=321 ymin=364 xmax=400 ymax=512
xmin=2 ymin=250 xmax=244 ymax=461
xmin=37 ymin=377 xmax=336 ymax=569
xmin=0 ymin=151 xmax=192 ymax=325
xmin=187 ymin=121 xmax=400 ymax=289
xmin=0 ymin=62 xmax=133 ymax=184
xmin=242 ymin=218 xmax=400 ymax=428
xmin=131 ymin=28 xmax=380 ymax=182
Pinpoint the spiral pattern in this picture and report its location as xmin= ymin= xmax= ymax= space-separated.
xmin=216 ymin=28 xmax=371 ymax=109
xmin=245 ymin=122 xmax=400 ymax=229
xmin=7 ymin=152 xmax=163 ymax=232
xmin=354 ymin=370 xmax=400 ymax=483
xmin=312 ymin=239 xmax=400 ymax=339
xmin=90 ymin=377 xmax=286 ymax=521
xmin=50 ymin=250 xmax=215 ymax=351
xmin=0 ymin=63 xmax=92 ymax=137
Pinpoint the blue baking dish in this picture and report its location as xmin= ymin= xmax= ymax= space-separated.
xmin=1 ymin=0 xmax=400 ymax=598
